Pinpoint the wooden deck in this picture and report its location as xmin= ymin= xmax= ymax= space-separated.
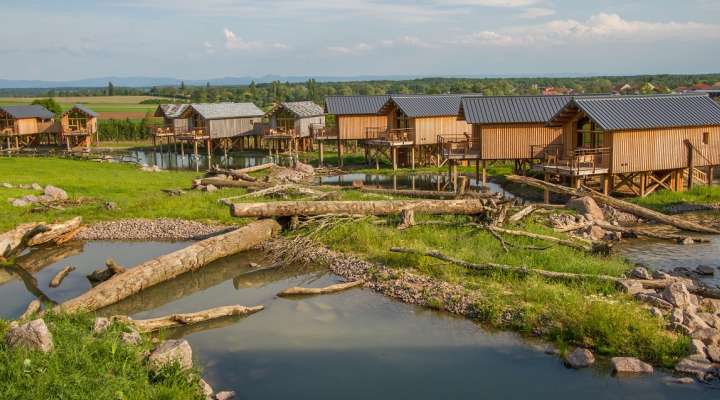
xmin=533 ymin=164 xmax=609 ymax=177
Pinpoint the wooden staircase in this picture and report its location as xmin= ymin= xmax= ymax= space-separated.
xmin=683 ymin=167 xmax=710 ymax=186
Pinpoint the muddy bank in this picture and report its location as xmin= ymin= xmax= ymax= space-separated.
xmin=77 ymin=219 xmax=235 ymax=241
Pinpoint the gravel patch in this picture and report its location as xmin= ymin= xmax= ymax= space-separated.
xmin=77 ymin=219 xmax=236 ymax=241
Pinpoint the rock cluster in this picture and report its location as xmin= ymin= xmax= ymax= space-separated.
xmin=7 ymin=183 xmax=69 ymax=207
xmin=76 ymin=218 xmax=233 ymax=241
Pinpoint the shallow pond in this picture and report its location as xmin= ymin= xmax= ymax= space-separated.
xmin=1 ymin=240 xmax=717 ymax=399
xmin=127 ymin=149 xmax=272 ymax=171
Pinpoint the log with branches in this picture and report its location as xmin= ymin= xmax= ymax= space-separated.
xmin=57 ymin=219 xmax=281 ymax=313
xmin=200 ymin=177 xmax=271 ymax=190
xmin=27 ymin=217 xmax=83 ymax=247
xmin=116 ymin=305 xmax=264 ymax=333
xmin=592 ymin=220 xmax=709 ymax=244
xmin=508 ymin=205 xmax=537 ymax=223
xmin=277 ymin=280 xmax=364 ymax=297
xmin=0 ymin=223 xmax=49 ymax=261
xmin=488 ymin=226 xmax=595 ymax=252
xmin=87 ymin=259 xmax=127 ymax=284
xmin=230 ymin=199 xmax=490 ymax=218
xmin=506 ymin=175 xmax=720 ymax=234
xmin=49 ymin=266 xmax=75 ymax=288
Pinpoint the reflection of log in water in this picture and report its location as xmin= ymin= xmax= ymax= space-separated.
xmin=159 ymin=314 xmax=253 ymax=339
xmin=100 ymin=251 xmax=266 ymax=316
xmin=232 ymin=263 xmax=326 ymax=289
xmin=15 ymin=241 xmax=85 ymax=274
xmin=3 ymin=265 xmax=57 ymax=305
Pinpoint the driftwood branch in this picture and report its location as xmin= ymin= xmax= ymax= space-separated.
xmin=117 ymin=305 xmax=264 ymax=333
xmin=18 ymin=299 xmax=42 ymax=321
xmin=593 ymin=220 xmax=709 ymax=244
xmin=87 ymin=259 xmax=127 ymax=284
xmin=0 ymin=223 xmax=49 ymax=260
xmin=389 ymin=247 xmax=622 ymax=285
xmin=57 ymin=219 xmax=281 ymax=313
xmin=488 ymin=226 xmax=594 ymax=252
xmin=508 ymin=205 xmax=536 ymax=223
xmin=27 ymin=217 xmax=83 ymax=247
xmin=49 ymin=266 xmax=75 ymax=288
xmin=506 ymin=175 xmax=720 ymax=234
xmin=277 ymin=280 xmax=364 ymax=297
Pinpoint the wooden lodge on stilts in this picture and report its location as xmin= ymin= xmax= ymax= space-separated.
xmin=363 ymin=94 xmax=472 ymax=170
xmin=451 ymin=95 xmax=571 ymax=187
xmin=0 ymin=105 xmax=57 ymax=153
xmin=59 ymin=104 xmax=99 ymax=151
xmin=322 ymin=95 xmax=390 ymax=166
xmin=536 ymin=94 xmax=720 ymax=197
xmin=177 ymin=102 xmax=265 ymax=166
xmin=263 ymin=101 xmax=325 ymax=157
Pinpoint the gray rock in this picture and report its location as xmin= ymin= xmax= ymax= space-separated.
xmin=695 ymin=265 xmax=715 ymax=276
xmin=5 ymin=319 xmax=54 ymax=353
xmin=21 ymin=194 xmax=39 ymax=203
xmin=630 ymin=267 xmax=653 ymax=280
xmin=662 ymin=282 xmax=693 ymax=308
xmin=93 ymin=317 xmax=111 ymax=335
xmin=293 ymin=160 xmax=314 ymax=175
xmin=215 ymin=391 xmax=236 ymax=400
xmin=664 ymin=376 xmax=695 ymax=385
xmin=675 ymin=357 xmax=716 ymax=380
xmin=1 ymin=182 xmax=13 ymax=188
xmin=11 ymin=198 xmax=29 ymax=207
xmin=44 ymin=185 xmax=68 ymax=201
xmin=30 ymin=183 xmax=43 ymax=191
xmin=611 ymin=357 xmax=654 ymax=374
xmin=691 ymin=327 xmax=720 ymax=346
xmin=670 ymin=308 xmax=684 ymax=325
xmin=567 ymin=196 xmax=604 ymax=221
xmin=652 ymin=270 xmax=672 ymax=280
xmin=248 ymin=262 xmax=260 ymax=268
xmin=18 ymin=184 xmax=32 ymax=189
xmin=564 ymin=348 xmax=595 ymax=368
xmin=689 ymin=339 xmax=707 ymax=356
xmin=588 ymin=225 xmax=606 ymax=241
xmin=698 ymin=312 xmax=720 ymax=329
xmin=649 ymin=307 xmax=663 ymax=318
xmin=706 ymin=345 xmax=720 ymax=363
xmin=148 ymin=339 xmax=193 ymax=371
xmin=681 ymin=237 xmax=695 ymax=245
xmin=121 ymin=330 xmax=142 ymax=345
xmin=199 ymin=378 xmax=214 ymax=399
xmin=203 ymin=184 xmax=218 ymax=193
xmin=635 ymin=293 xmax=673 ymax=310
xmin=684 ymin=311 xmax=711 ymax=331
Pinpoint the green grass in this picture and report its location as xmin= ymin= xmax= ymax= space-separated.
xmin=0 ymin=158 xmax=245 ymax=231
xmin=633 ymin=185 xmax=720 ymax=211
xmin=312 ymin=214 xmax=689 ymax=366
xmin=0 ymin=313 xmax=203 ymax=399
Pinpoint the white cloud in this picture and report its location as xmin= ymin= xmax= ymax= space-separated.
xmin=327 ymin=43 xmax=374 ymax=55
xmin=517 ymin=7 xmax=555 ymax=19
xmin=443 ymin=0 xmax=539 ymax=7
xmin=223 ymin=28 xmax=288 ymax=51
xmin=380 ymin=35 xmax=436 ymax=48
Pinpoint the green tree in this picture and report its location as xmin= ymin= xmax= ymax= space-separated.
xmin=107 ymin=82 xmax=115 ymax=96
xmin=31 ymin=98 xmax=62 ymax=116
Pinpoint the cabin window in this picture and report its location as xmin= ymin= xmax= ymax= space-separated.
xmin=276 ymin=110 xmax=295 ymax=132
xmin=576 ymin=118 xmax=604 ymax=148
xmin=66 ymin=109 xmax=88 ymax=132
xmin=395 ymin=109 xmax=409 ymax=130
xmin=703 ymin=132 xmax=710 ymax=145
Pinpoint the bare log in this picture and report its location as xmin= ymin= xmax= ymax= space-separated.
xmin=18 ymin=299 xmax=42 ymax=320
xmin=389 ymin=247 xmax=622 ymax=285
xmin=488 ymin=226 xmax=594 ymax=252
xmin=593 ymin=220 xmax=710 ymax=243
xmin=359 ymin=187 xmax=497 ymax=200
xmin=49 ymin=266 xmax=75 ymax=288
xmin=57 ymin=219 xmax=281 ymax=313
xmin=208 ymin=167 xmax=257 ymax=182
xmin=506 ymin=175 xmax=720 ymax=234
xmin=230 ymin=199 xmax=488 ymax=218
xmin=277 ymin=280 xmax=364 ymax=297
xmin=0 ymin=223 xmax=49 ymax=260
xmin=14 ymin=242 xmax=84 ymax=274
xmin=87 ymin=259 xmax=127 ymax=284
xmin=117 ymin=304 xmax=264 ymax=333
xmin=200 ymin=177 xmax=270 ymax=190
xmin=27 ymin=217 xmax=83 ymax=247
xmin=508 ymin=205 xmax=536 ymax=223
xmin=234 ymin=163 xmax=276 ymax=174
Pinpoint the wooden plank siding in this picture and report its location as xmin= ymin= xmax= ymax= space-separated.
xmin=610 ymin=126 xmax=720 ymax=173
xmin=295 ymin=115 xmax=325 ymax=138
xmin=15 ymin=118 xmax=39 ymax=135
xmin=478 ymin=123 xmax=563 ymax=160
xmin=208 ymin=117 xmax=263 ymax=139
xmin=337 ymin=115 xmax=388 ymax=140
xmin=413 ymin=116 xmax=471 ymax=145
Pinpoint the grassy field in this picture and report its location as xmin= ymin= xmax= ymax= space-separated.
xmin=0 ymin=96 xmax=162 ymax=119
xmin=0 ymin=313 xmax=204 ymax=399
xmin=634 ymin=185 xmax=720 ymax=211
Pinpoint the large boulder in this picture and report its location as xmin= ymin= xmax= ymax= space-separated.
xmin=662 ymin=282 xmax=693 ymax=309
xmin=691 ymin=327 xmax=720 ymax=346
xmin=611 ymin=357 xmax=654 ymax=374
xmin=5 ymin=319 xmax=54 ymax=353
xmin=706 ymin=345 xmax=720 ymax=363
xmin=215 ymin=391 xmax=236 ymax=400
xmin=567 ymin=196 xmax=604 ymax=221
xmin=293 ymin=161 xmax=314 ymax=175
xmin=148 ymin=339 xmax=193 ymax=371
xmin=199 ymin=378 xmax=214 ymax=400
xmin=44 ymin=185 xmax=68 ymax=201
xmin=629 ymin=266 xmax=652 ymax=280
xmin=564 ymin=348 xmax=595 ymax=368
xmin=675 ymin=356 xmax=716 ymax=380
xmin=587 ymin=225 xmax=607 ymax=241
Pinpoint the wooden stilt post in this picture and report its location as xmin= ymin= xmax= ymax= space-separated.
xmin=640 ymin=173 xmax=647 ymax=197
xmin=375 ymin=148 xmax=379 ymax=170
xmin=411 ymin=146 xmax=415 ymax=170
xmin=543 ymin=173 xmax=550 ymax=204
xmin=481 ymin=160 xmax=487 ymax=187
xmin=475 ymin=160 xmax=480 ymax=182
xmin=602 ymin=174 xmax=609 ymax=195
xmin=686 ymin=140 xmax=694 ymax=191
xmin=708 ymin=166 xmax=714 ymax=185
xmin=338 ymin=138 xmax=344 ymax=167
xmin=392 ymin=147 xmax=397 ymax=171
xmin=319 ymin=141 xmax=324 ymax=166
xmin=393 ymin=174 xmax=397 ymax=190
xmin=206 ymin=139 xmax=212 ymax=169
xmin=193 ymin=141 xmax=199 ymax=173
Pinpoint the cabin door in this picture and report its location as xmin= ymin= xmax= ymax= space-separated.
xmin=576 ymin=119 xmax=604 ymax=149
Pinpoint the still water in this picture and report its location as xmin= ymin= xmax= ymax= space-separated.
xmin=1 ymin=240 xmax=716 ymax=399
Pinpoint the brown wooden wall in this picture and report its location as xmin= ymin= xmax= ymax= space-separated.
xmin=15 ymin=118 xmax=39 ymax=135
xmin=59 ymin=115 xmax=97 ymax=134
xmin=337 ymin=115 xmax=387 ymax=140
xmin=413 ymin=117 xmax=471 ymax=145
xmin=478 ymin=123 xmax=563 ymax=160
xmin=208 ymin=117 xmax=263 ymax=139
xmin=611 ymin=126 xmax=720 ymax=173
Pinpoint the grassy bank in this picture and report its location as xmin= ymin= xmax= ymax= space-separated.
xmin=0 ymin=313 xmax=202 ymax=399
xmin=314 ymin=214 xmax=688 ymax=366
xmin=633 ymin=185 xmax=720 ymax=211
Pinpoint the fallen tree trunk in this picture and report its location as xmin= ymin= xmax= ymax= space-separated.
xmin=508 ymin=205 xmax=536 ymax=223
xmin=87 ymin=259 xmax=127 ymax=284
xmin=277 ymin=280 xmax=364 ymax=297
xmin=208 ymin=167 xmax=257 ymax=182
xmin=117 ymin=305 xmax=264 ymax=333
xmin=390 ymin=247 xmax=622 ymax=285
xmin=200 ymin=177 xmax=271 ymax=190
xmin=359 ymin=187 xmax=496 ymax=200
xmin=488 ymin=226 xmax=594 ymax=252
xmin=234 ymin=163 xmax=275 ymax=175
xmin=0 ymin=223 xmax=49 ymax=260
xmin=506 ymin=175 xmax=720 ymax=234
xmin=27 ymin=217 xmax=83 ymax=247
xmin=230 ymin=199 xmax=489 ymax=218
xmin=593 ymin=220 xmax=710 ymax=244
xmin=57 ymin=219 xmax=281 ymax=313
xmin=49 ymin=266 xmax=75 ymax=288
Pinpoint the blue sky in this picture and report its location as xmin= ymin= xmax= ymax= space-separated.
xmin=2 ymin=0 xmax=720 ymax=80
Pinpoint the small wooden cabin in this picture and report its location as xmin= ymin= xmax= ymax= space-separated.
xmin=542 ymin=94 xmax=720 ymax=195
xmin=59 ymin=104 xmax=98 ymax=149
xmin=153 ymin=104 xmax=190 ymax=136
xmin=180 ymin=102 xmax=264 ymax=141
xmin=266 ymin=101 xmax=325 ymax=138
xmin=324 ymin=95 xmax=390 ymax=140
xmin=0 ymin=105 xmax=56 ymax=151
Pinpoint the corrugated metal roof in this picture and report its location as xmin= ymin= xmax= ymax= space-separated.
xmin=189 ymin=102 xmax=264 ymax=120
xmin=278 ymin=101 xmax=325 ymax=118
xmin=460 ymin=96 xmax=571 ymax=124
xmin=566 ymin=94 xmax=720 ymax=131
xmin=156 ymin=104 xmax=189 ymax=119
xmin=324 ymin=95 xmax=390 ymax=115
xmin=64 ymin=104 xmax=99 ymax=118
xmin=387 ymin=94 xmax=467 ymax=118
xmin=0 ymin=105 xmax=55 ymax=119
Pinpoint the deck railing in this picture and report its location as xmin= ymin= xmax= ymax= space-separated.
xmin=365 ymin=127 xmax=414 ymax=142
xmin=311 ymin=124 xmax=337 ymax=139
xmin=529 ymin=143 xmax=564 ymax=160
xmin=541 ymin=146 xmax=611 ymax=174
xmin=438 ymin=134 xmax=480 ymax=159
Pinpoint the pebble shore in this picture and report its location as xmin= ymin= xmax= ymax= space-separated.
xmin=77 ymin=219 xmax=235 ymax=241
